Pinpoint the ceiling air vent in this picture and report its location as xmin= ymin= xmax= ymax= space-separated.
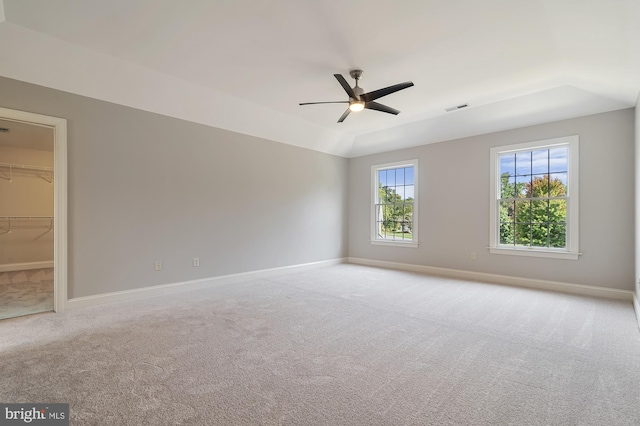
xmin=0 ymin=128 xmax=9 ymax=133
xmin=444 ymin=104 xmax=468 ymax=112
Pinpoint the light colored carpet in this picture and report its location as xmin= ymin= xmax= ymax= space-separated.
xmin=0 ymin=264 xmax=639 ymax=425
xmin=0 ymin=267 xmax=54 ymax=320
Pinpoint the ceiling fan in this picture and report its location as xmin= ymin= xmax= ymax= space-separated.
xmin=300 ymin=69 xmax=414 ymax=123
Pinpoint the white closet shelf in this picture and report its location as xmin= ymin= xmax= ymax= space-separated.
xmin=1 ymin=216 xmax=54 ymax=233
xmin=0 ymin=162 xmax=54 ymax=183
xmin=0 ymin=163 xmax=54 ymax=172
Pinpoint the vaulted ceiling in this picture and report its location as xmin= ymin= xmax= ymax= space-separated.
xmin=0 ymin=0 xmax=638 ymax=157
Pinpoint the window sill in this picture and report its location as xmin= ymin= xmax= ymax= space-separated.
xmin=489 ymin=247 xmax=580 ymax=260
xmin=371 ymin=240 xmax=419 ymax=248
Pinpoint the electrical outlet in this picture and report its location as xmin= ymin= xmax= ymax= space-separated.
xmin=193 ymin=257 xmax=200 ymax=267
xmin=154 ymin=260 xmax=163 ymax=271
xmin=471 ymin=252 xmax=477 ymax=260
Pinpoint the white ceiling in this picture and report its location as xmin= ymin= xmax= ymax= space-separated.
xmin=0 ymin=0 xmax=638 ymax=157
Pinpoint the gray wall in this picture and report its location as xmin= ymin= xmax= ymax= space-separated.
xmin=0 ymin=77 xmax=348 ymax=299
xmin=349 ymin=109 xmax=635 ymax=291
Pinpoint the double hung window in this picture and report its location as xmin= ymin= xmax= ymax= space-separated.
xmin=489 ymin=136 xmax=579 ymax=260
xmin=371 ymin=160 xmax=418 ymax=247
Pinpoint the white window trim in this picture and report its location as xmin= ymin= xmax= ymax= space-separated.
xmin=489 ymin=135 xmax=580 ymax=260
xmin=370 ymin=159 xmax=419 ymax=248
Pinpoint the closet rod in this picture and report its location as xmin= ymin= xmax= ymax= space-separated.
xmin=0 ymin=216 xmax=54 ymax=220
xmin=0 ymin=163 xmax=53 ymax=172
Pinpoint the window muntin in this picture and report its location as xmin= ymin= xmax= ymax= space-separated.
xmin=489 ymin=136 xmax=579 ymax=259
xmin=371 ymin=160 xmax=418 ymax=247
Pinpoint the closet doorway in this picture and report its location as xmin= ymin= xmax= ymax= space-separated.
xmin=0 ymin=107 xmax=67 ymax=319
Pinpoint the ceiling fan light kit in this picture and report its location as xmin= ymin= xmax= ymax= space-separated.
xmin=349 ymin=101 xmax=365 ymax=112
xmin=300 ymin=69 xmax=414 ymax=123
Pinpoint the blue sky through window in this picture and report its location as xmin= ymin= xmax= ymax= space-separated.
xmin=499 ymin=146 xmax=568 ymax=184
xmin=379 ymin=167 xmax=415 ymax=200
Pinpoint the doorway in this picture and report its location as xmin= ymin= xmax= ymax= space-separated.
xmin=0 ymin=107 xmax=67 ymax=318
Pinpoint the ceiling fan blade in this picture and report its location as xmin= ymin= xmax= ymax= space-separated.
xmin=334 ymin=74 xmax=356 ymax=99
xmin=364 ymin=101 xmax=400 ymax=115
xmin=337 ymin=108 xmax=351 ymax=123
xmin=360 ymin=82 xmax=414 ymax=103
xmin=299 ymin=101 xmax=349 ymax=105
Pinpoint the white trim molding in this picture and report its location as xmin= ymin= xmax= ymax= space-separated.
xmin=348 ymin=257 xmax=634 ymax=301
xmin=488 ymin=247 xmax=580 ymax=260
xmin=0 ymin=107 xmax=67 ymax=313
xmin=634 ymin=294 xmax=640 ymax=331
xmin=66 ymin=258 xmax=347 ymax=310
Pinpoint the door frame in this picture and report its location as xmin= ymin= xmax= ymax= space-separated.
xmin=0 ymin=107 xmax=67 ymax=312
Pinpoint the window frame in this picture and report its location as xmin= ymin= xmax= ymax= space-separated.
xmin=370 ymin=159 xmax=419 ymax=248
xmin=489 ymin=135 xmax=579 ymax=260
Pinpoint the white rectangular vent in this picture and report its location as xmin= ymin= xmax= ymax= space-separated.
xmin=445 ymin=104 xmax=468 ymax=112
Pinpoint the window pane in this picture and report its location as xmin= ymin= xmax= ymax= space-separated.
xmin=400 ymin=204 xmax=412 ymax=235
xmin=378 ymin=186 xmax=386 ymax=203
xmin=500 ymin=154 xmax=515 ymax=177
xmin=396 ymin=186 xmax=405 ymax=200
xmin=405 ymin=184 xmax=415 ymax=201
xmin=383 ymin=204 xmax=400 ymax=233
xmin=515 ymin=224 xmax=531 ymax=246
xmin=396 ymin=168 xmax=405 ymax=186
xmin=381 ymin=187 xmax=392 ymax=203
xmin=405 ymin=167 xmax=414 ymax=185
xmin=550 ymin=223 xmax=566 ymax=248
xmin=531 ymin=223 xmax=549 ymax=247
xmin=404 ymin=204 xmax=413 ymax=233
xmin=500 ymin=175 xmax=515 ymax=199
xmin=500 ymin=200 xmax=515 ymax=222
xmin=531 ymin=149 xmax=549 ymax=174
xmin=515 ymin=200 xmax=530 ymax=222
xmin=515 ymin=175 xmax=529 ymax=198
xmin=516 ymin=152 xmax=531 ymax=176
xmin=378 ymin=170 xmax=387 ymax=187
xmin=531 ymin=175 xmax=549 ymax=197
xmin=549 ymin=173 xmax=567 ymax=196
xmin=549 ymin=147 xmax=568 ymax=173
xmin=387 ymin=170 xmax=396 ymax=186
xmin=391 ymin=187 xmax=401 ymax=203
xmin=549 ymin=199 xmax=566 ymax=222
xmin=500 ymin=222 xmax=514 ymax=245
xmin=531 ymin=200 xmax=549 ymax=223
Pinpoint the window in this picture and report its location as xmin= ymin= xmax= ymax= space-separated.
xmin=371 ymin=160 xmax=418 ymax=247
xmin=489 ymin=136 xmax=579 ymax=260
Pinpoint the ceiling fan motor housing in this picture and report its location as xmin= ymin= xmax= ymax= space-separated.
xmin=349 ymin=69 xmax=364 ymax=80
xmin=351 ymin=86 xmax=364 ymax=101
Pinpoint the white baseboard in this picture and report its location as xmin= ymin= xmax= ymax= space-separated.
xmin=0 ymin=261 xmax=54 ymax=273
xmin=634 ymin=294 xmax=640 ymax=331
xmin=348 ymin=257 xmax=635 ymax=301
xmin=65 ymin=258 xmax=347 ymax=310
